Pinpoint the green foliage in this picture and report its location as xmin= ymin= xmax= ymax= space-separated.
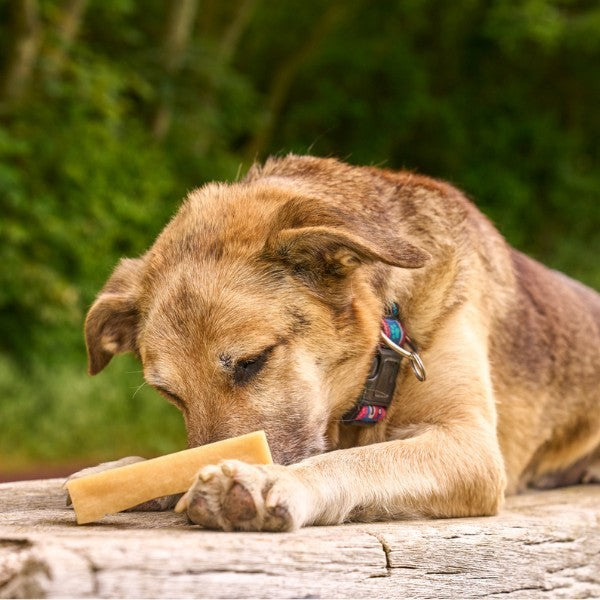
xmin=253 ymin=1 xmax=600 ymax=286
xmin=0 ymin=0 xmax=598 ymax=470
xmin=0 ymin=112 xmax=177 ymax=355
xmin=0 ymin=354 xmax=185 ymax=470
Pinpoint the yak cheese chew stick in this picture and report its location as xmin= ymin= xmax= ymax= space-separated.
xmin=66 ymin=430 xmax=272 ymax=525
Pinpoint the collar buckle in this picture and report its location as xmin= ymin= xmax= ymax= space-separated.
xmin=341 ymin=303 xmax=426 ymax=426
xmin=380 ymin=330 xmax=427 ymax=382
xmin=341 ymin=345 xmax=403 ymax=425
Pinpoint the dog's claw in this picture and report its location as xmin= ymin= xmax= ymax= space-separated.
xmin=221 ymin=463 xmax=236 ymax=477
xmin=174 ymin=491 xmax=190 ymax=513
xmin=197 ymin=464 xmax=221 ymax=483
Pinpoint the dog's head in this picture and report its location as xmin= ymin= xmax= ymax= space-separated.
xmin=85 ymin=170 xmax=428 ymax=463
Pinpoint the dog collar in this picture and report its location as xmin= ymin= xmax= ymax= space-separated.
xmin=341 ymin=303 xmax=426 ymax=426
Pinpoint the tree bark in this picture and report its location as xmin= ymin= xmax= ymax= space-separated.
xmin=0 ymin=0 xmax=41 ymax=105
xmin=244 ymin=3 xmax=343 ymax=161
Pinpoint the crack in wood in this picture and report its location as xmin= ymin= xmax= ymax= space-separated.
xmin=0 ymin=542 xmax=51 ymax=599
xmin=77 ymin=550 xmax=101 ymax=598
xmin=365 ymin=531 xmax=392 ymax=577
xmin=523 ymin=537 xmax=576 ymax=546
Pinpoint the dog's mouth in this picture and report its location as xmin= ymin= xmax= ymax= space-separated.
xmin=270 ymin=440 xmax=325 ymax=466
xmin=186 ymin=428 xmax=326 ymax=466
xmin=265 ymin=418 xmax=329 ymax=466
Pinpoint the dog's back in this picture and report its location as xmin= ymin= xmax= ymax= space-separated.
xmin=492 ymin=249 xmax=600 ymax=491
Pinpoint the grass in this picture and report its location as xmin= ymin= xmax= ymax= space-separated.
xmin=0 ymin=353 xmax=186 ymax=473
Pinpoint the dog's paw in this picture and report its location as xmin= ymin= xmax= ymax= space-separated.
xmin=65 ymin=457 xmax=179 ymax=511
xmin=177 ymin=460 xmax=308 ymax=532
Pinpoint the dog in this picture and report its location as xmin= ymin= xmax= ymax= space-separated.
xmin=81 ymin=154 xmax=600 ymax=531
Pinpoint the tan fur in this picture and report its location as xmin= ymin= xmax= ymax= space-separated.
xmin=84 ymin=155 xmax=600 ymax=531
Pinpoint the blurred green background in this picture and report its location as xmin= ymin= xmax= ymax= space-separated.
xmin=1 ymin=0 xmax=599 ymax=476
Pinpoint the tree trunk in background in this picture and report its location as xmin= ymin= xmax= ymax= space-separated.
xmin=217 ymin=0 xmax=259 ymax=65
xmin=191 ymin=0 xmax=260 ymax=158
xmin=0 ymin=0 xmax=41 ymax=106
xmin=152 ymin=0 xmax=199 ymax=141
xmin=44 ymin=0 xmax=89 ymax=79
xmin=244 ymin=4 xmax=343 ymax=161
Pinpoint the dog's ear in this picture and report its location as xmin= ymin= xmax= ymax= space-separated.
xmin=268 ymin=226 xmax=429 ymax=276
xmin=85 ymin=258 xmax=144 ymax=375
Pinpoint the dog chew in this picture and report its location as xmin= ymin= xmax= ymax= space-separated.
xmin=65 ymin=430 xmax=272 ymax=525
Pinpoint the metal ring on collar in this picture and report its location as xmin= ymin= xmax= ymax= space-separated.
xmin=380 ymin=331 xmax=427 ymax=382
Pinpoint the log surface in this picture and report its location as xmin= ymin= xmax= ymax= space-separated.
xmin=0 ymin=478 xmax=599 ymax=599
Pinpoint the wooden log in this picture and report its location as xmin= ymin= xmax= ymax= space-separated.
xmin=1 ymin=478 xmax=599 ymax=598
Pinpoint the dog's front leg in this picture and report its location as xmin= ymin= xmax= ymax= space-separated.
xmin=296 ymin=424 xmax=506 ymax=525
xmin=179 ymin=423 xmax=505 ymax=531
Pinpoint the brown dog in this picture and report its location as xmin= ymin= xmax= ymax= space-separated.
xmin=83 ymin=155 xmax=600 ymax=531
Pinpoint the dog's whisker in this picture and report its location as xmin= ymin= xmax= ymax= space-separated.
xmin=131 ymin=381 xmax=147 ymax=399
xmin=235 ymin=162 xmax=244 ymax=181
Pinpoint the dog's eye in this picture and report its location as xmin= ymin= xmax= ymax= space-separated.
xmin=233 ymin=347 xmax=274 ymax=386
